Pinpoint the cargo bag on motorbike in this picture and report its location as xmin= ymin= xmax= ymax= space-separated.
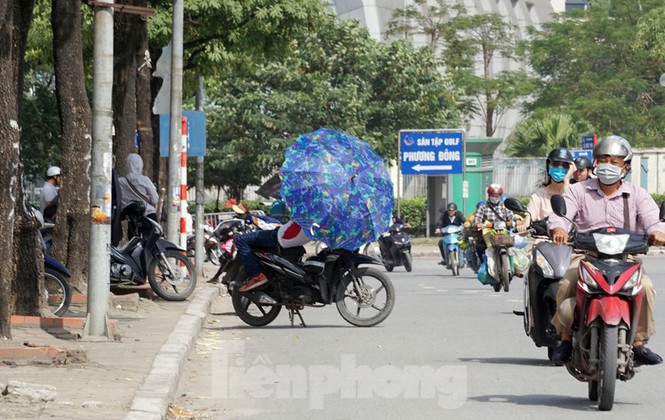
xmin=510 ymin=247 xmax=529 ymax=273
xmin=490 ymin=233 xmax=514 ymax=248
xmin=476 ymin=255 xmax=497 ymax=286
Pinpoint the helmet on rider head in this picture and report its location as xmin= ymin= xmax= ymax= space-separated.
xmin=46 ymin=166 xmax=61 ymax=178
xmin=546 ymin=148 xmax=574 ymax=165
xmin=574 ymin=156 xmax=593 ymax=170
xmin=476 ymin=200 xmax=486 ymax=208
xmin=592 ymin=135 xmax=633 ymax=163
xmin=447 ymin=202 xmax=457 ymax=211
xmin=486 ymin=184 xmax=503 ymax=197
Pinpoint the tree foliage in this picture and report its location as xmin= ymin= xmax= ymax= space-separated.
xmin=526 ymin=1 xmax=665 ymax=146
xmin=201 ymin=16 xmax=461 ymax=197
xmin=505 ymin=113 xmax=594 ymax=157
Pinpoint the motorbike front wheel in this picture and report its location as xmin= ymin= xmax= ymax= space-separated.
xmin=597 ymin=325 xmax=618 ymax=411
xmin=44 ymin=268 xmax=71 ymax=317
xmin=500 ymin=253 xmax=511 ymax=292
xmin=231 ymin=286 xmax=282 ymax=327
xmin=403 ymin=251 xmax=413 ymax=272
xmin=148 ymin=250 xmax=197 ymax=301
xmin=336 ymin=267 xmax=395 ymax=327
xmin=450 ymin=249 xmax=459 ymax=276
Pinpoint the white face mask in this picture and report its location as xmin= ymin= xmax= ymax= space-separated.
xmin=596 ymin=163 xmax=624 ymax=185
xmin=489 ymin=197 xmax=500 ymax=205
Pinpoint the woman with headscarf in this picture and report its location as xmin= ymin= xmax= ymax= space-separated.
xmin=118 ymin=153 xmax=159 ymax=236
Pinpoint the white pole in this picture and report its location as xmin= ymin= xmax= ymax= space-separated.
xmin=85 ymin=0 xmax=113 ymax=338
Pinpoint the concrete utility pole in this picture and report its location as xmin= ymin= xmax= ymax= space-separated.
xmin=166 ymin=0 xmax=184 ymax=243
xmin=85 ymin=0 xmax=114 ymax=338
xmin=194 ymin=75 xmax=205 ymax=275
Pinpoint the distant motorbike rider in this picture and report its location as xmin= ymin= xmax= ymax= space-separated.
xmin=549 ymin=135 xmax=665 ymax=365
xmin=571 ymin=156 xmax=593 ymax=184
xmin=519 ymin=147 xmax=575 ymax=231
xmin=474 ymin=184 xmax=515 ymax=259
xmin=435 ymin=202 xmax=465 ymax=266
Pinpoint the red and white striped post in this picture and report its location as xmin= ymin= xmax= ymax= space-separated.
xmin=179 ymin=116 xmax=188 ymax=249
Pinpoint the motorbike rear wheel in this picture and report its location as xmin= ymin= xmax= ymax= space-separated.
xmin=44 ymin=268 xmax=71 ymax=317
xmin=336 ymin=267 xmax=395 ymax=327
xmin=597 ymin=325 xmax=618 ymax=411
xmin=450 ymin=250 xmax=459 ymax=276
xmin=231 ymin=286 xmax=282 ymax=327
xmin=403 ymin=251 xmax=413 ymax=272
xmin=148 ymin=250 xmax=197 ymax=301
xmin=500 ymin=253 xmax=511 ymax=292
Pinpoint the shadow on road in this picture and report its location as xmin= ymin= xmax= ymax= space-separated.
xmin=458 ymin=356 xmax=554 ymax=367
xmin=468 ymin=393 xmax=638 ymax=411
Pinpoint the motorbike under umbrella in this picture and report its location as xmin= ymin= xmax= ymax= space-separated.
xmin=280 ymin=128 xmax=394 ymax=251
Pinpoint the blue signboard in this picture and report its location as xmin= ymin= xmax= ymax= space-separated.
xmin=399 ymin=130 xmax=464 ymax=175
xmin=571 ymin=149 xmax=592 ymax=160
xmin=159 ymin=111 xmax=206 ymax=157
xmin=581 ymin=134 xmax=596 ymax=150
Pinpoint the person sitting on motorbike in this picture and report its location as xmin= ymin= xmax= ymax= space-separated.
xmin=571 ymin=156 xmax=593 ymax=184
xmin=474 ymin=184 xmax=516 ymax=260
xmin=519 ymin=147 xmax=575 ymax=232
xmin=435 ymin=202 xmax=465 ymax=266
xmin=549 ymin=135 xmax=665 ymax=365
xmin=236 ymin=218 xmax=312 ymax=292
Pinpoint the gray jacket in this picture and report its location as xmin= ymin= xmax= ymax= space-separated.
xmin=118 ymin=153 xmax=159 ymax=215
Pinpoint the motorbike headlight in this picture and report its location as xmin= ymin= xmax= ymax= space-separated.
xmin=535 ymin=250 xmax=554 ymax=278
xmin=494 ymin=220 xmax=506 ymax=230
xmin=579 ymin=265 xmax=598 ymax=289
xmin=622 ymin=268 xmax=642 ymax=293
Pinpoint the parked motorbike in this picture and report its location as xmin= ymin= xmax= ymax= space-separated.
xmin=549 ymin=194 xmax=665 ymax=411
xmin=378 ymin=221 xmax=412 ymax=272
xmin=225 ymin=246 xmax=395 ymax=327
xmin=111 ymin=201 xmax=197 ymax=301
xmin=439 ymin=224 xmax=463 ymax=276
xmin=504 ymin=198 xmax=571 ymax=361
xmin=186 ymin=224 xmax=216 ymax=262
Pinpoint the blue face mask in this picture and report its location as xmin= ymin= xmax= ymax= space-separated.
xmin=548 ymin=167 xmax=567 ymax=183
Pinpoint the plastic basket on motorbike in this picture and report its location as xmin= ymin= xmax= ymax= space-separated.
xmin=490 ymin=233 xmax=514 ymax=248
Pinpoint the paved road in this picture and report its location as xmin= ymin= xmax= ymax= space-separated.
xmin=170 ymin=256 xmax=665 ymax=419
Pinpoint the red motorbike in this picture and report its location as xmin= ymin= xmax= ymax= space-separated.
xmin=551 ymin=195 xmax=663 ymax=411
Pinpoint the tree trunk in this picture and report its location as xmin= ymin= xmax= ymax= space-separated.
xmin=14 ymin=180 xmax=48 ymax=316
xmin=135 ymin=0 xmax=155 ymax=180
xmin=51 ymin=0 xmax=92 ymax=293
xmin=112 ymin=0 xmax=141 ymax=171
xmin=0 ymin=0 xmax=36 ymax=338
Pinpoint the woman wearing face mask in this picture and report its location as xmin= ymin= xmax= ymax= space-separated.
xmin=519 ymin=148 xmax=575 ymax=231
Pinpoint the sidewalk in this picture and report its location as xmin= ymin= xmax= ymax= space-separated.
xmin=0 ymin=277 xmax=221 ymax=420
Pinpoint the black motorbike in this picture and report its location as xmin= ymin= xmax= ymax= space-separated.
xmin=505 ymin=198 xmax=571 ymax=361
xmin=111 ymin=201 xmax=197 ymax=301
xmin=35 ymin=209 xmax=71 ymax=317
xmin=378 ymin=221 xmax=412 ymax=272
xmin=225 ymin=246 xmax=395 ymax=327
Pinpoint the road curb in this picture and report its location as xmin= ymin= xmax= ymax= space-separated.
xmin=125 ymin=285 xmax=220 ymax=420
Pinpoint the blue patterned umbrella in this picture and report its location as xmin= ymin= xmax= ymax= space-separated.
xmin=280 ymin=128 xmax=394 ymax=250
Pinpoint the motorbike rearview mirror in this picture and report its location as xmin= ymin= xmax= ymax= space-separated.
xmin=660 ymin=201 xmax=665 ymax=221
xmin=503 ymin=197 xmax=526 ymax=213
xmin=551 ymin=194 xmax=567 ymax=217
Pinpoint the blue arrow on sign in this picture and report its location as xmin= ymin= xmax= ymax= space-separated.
xmin=399 ymin=130 xmax=464 ymax=175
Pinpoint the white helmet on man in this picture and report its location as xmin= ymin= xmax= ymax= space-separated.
xmin=592 ymin=135 xmax=633 ymax=162
xmin=46 ymin=166 xmax=61 ymax=178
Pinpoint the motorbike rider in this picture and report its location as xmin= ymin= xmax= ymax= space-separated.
xmin=549 ymin=135 xmax=665 ymax=365
xmin=571 ymin=156 xmax=593 ymax=184
xmin=435 ymin=202 xmax=465 ymax=266
xmin=474 ymin=184 xmax=516 ymax=260
xmin=519 ymin=147 xmax=575 ymax=232
xmin=236 ymin=218 xmax=312 ymax=292
xmin=40 ymin=166 xmax=62 ymax=222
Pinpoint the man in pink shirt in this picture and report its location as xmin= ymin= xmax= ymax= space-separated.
xmin=549 ymin=135 xmax=665 ymax=364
